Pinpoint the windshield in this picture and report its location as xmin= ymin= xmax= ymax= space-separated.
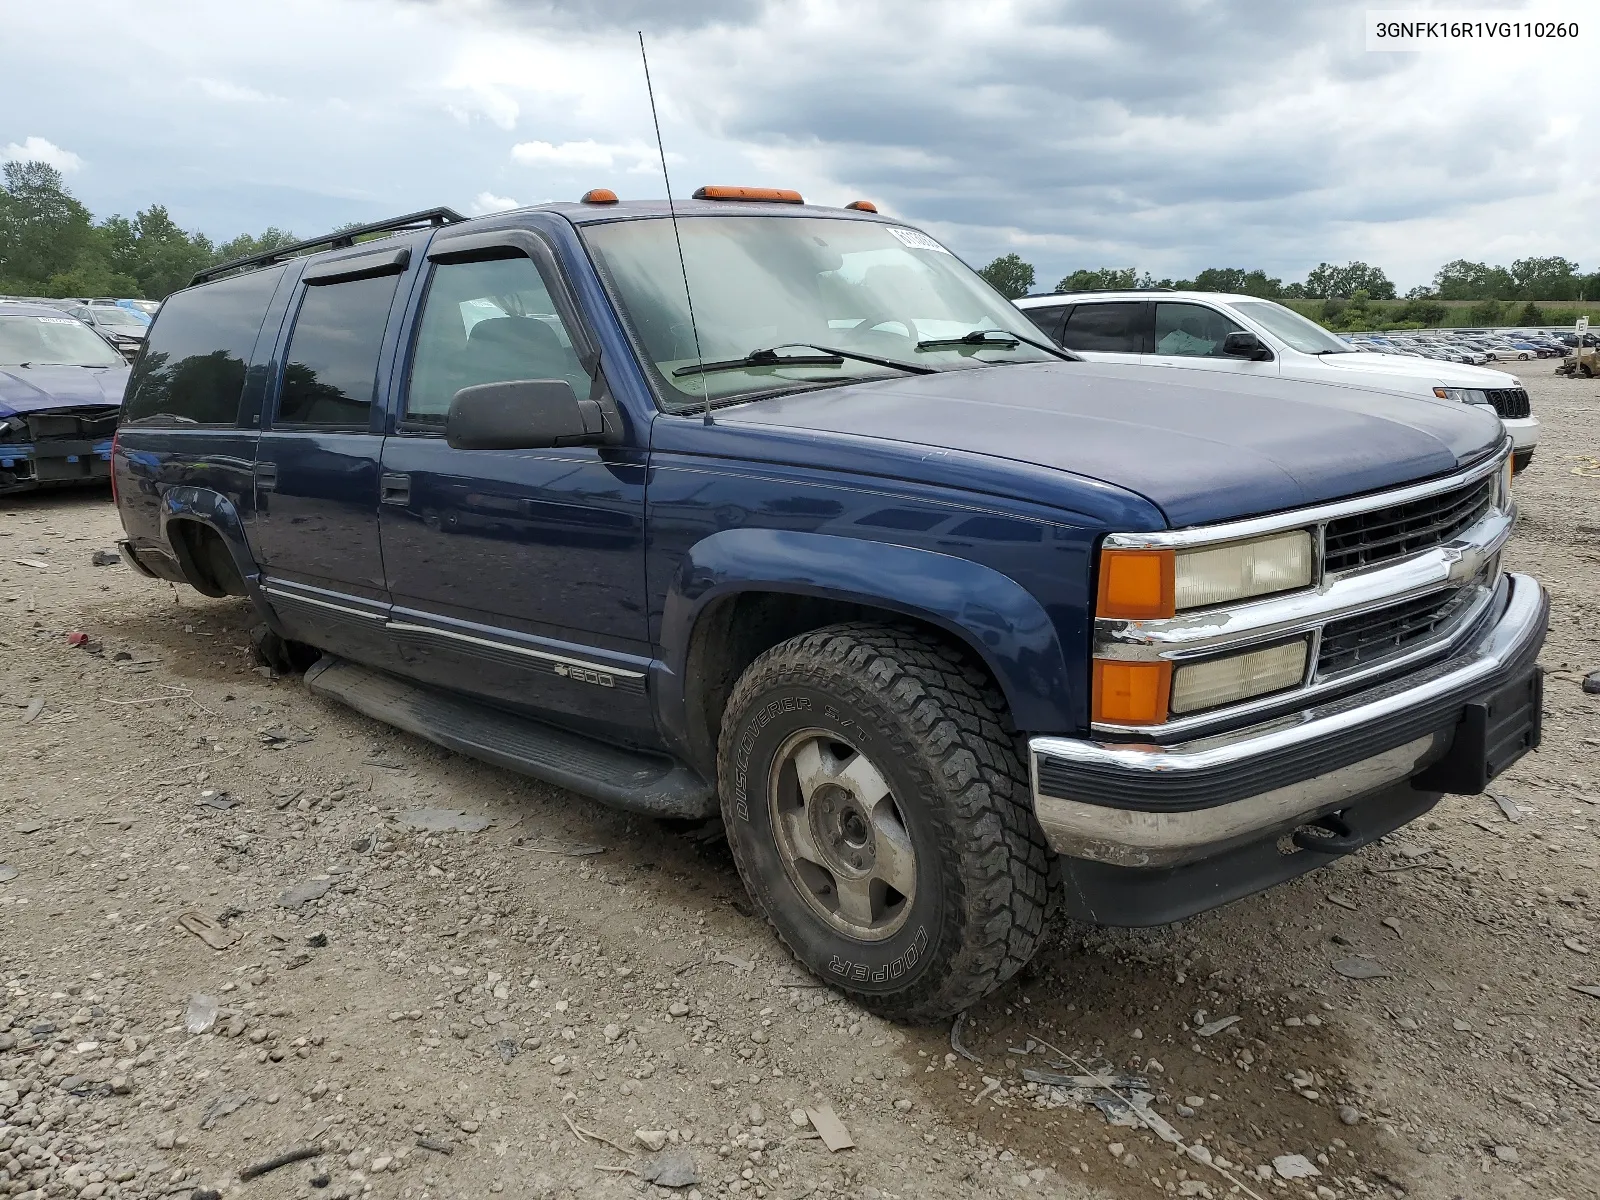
xmin=582 ymin=215 xmax=1058 ymax=410
xmin=1233 ymin=300 xmax=1353 ymax=354
xmin=0 ymin=314 xmax=126 ymax=367
xmin=89 ymin=307 xmax=149 ymax=327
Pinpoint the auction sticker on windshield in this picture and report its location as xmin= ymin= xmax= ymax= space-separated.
xmin=37 ymin=316 xmax=76 ymax=324
xmin=886 ymin=227 xmax=950 ymax=254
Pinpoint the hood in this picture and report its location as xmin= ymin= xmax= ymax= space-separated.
xmin=0 ymin=364 xmax=130 ymax=418
xmin=1315 ymin=351 xmax=1518 ymax=388
xmin=714 ymin=360 xmax=1506 ymax=528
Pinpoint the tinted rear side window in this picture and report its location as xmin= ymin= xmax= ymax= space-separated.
xmin=122 ymin=266 xmax=285 ymax=424
xmin=275 ymin=274 xmax=399 ymax=427
xmin=1061 ymin=302 xmax=1144 ymax=353
xmin=1020 ymin=304 xmax=1069 ymax=343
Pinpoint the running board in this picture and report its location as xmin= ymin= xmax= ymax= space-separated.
xmin=304 ymin=657 xmax=716 ymax=819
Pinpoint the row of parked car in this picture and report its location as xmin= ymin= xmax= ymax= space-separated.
xmin=0 ymin=296 xmax=155 ymax=361
xmin=1342 ymin=328 xmax=1585 ymax=364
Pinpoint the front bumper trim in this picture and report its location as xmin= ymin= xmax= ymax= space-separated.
xmin=1030 ymin=572 xmax=1548 ymax=867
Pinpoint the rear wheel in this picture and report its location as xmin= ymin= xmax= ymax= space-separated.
xmin=717 ymin=623 xmax=1050 ymax=1021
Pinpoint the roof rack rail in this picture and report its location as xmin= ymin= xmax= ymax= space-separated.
xmin=1018 ymin=288 xmax=1173 ymax=300
xmin=190 ymin=206 xmax=466 ymax=287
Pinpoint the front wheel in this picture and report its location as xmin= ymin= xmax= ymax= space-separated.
xmin=717 ymin=623 xmax=1051 ymax=1022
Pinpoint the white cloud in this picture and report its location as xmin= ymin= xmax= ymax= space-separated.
xmin=470 ymin=190 xmax=521 ymax=214
xmin=510 ymin=139 xmax=663 ymax=174
xmin=1 ymin=136 xmax=83 ymax=172
xmin=193 ymin=78 xmax=285 ymax=104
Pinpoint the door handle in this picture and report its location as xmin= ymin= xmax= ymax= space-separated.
xmin=380 ymin=473 xmax=411 ymax=505
xmin=254 ymin=463 xmax=278 ymax=492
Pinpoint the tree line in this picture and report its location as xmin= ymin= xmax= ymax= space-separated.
xmin=976 ymin=251 xmax=1600 ymax=329
xmin=0 ymin=160 xmax=297 ymax=300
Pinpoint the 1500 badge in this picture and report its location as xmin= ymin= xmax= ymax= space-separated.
xmin=553 ymin=662 xmax=615 ymax=688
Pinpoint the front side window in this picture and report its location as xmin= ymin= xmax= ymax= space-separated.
xmin=1152 ymin=303 xmax=1244 ymax=358
xmin=1231 ymin=300 xmax=1353 ymax=354
xmin=1060 ymin=302 xmax=1144 ymax=353
xmin=405 ymin=255 xmax=588 ymax=423
xmin=275 ymin=273 xmax=400 ymax=427
xmin=582 ymin=215 xmax=1057 ymax=411
xmin=0 ymin=314 xmax=125 ymax=368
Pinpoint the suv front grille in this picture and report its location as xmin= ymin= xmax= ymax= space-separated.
xmin=1323 ymin=475 xmax=1494 ymax=574
xmin=1484 ymin=388 xmax=1530 ymax=419
xmin=1316 ymin=586 xmax=1479 ymax=678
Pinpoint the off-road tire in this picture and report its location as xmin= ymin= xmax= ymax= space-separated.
xmin=717 ymin=622 xmax=1051 ymax=1022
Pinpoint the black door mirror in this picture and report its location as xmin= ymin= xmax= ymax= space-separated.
xmin=445 ymin=379 xmax=604 ymax=450
xmin=1222 ymin=331 xmax=1272 ymax=360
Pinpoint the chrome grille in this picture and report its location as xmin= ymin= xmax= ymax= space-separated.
xmin=1323 ymin=476 xmax=1494 ymax=574
xmin=1316 ymin=586 xmax=1479 ymax=678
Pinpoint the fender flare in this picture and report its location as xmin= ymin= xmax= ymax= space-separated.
xmin=158 ymin=486 xmax=263 ymax=600
xmin=656 ymin=528 xmax=1078 ymax=759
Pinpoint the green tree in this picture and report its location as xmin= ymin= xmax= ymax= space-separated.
xmin=0 ymin=160 xmax=97 ymax=292
xmin=215 ymin=227 xmax=298 ymax=264
xmin=1391 ymin=297 xmax=1447 ymax=326
xmin=1467 ymin=298 xmax=1505 ymax=325
xmin=1514 ymin=302 xmax=1546 ymax=325
xmin=1189 ymin=267 xmax=1284 ymax=298
xmin=1432 ymin=259 xmax=1514 ymax=301
xmin=1508 ymin=256 xmax=1578 ymax=301
xmin=1304 ymin=261 xmax=1395 ymax=300
xmin=977 ymin=252 xmax=1035 ymax=299
xmin=1055 ymin=267 xmax=1136 ymax=292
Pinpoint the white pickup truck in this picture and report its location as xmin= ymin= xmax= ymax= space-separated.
xmin=1015 ymin=290 xmax=1540 ymax=471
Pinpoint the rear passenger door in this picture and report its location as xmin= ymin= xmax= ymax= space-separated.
xmin=1057 ymin=301 xmax=1149 ymax=363
xmin=376 ymin=229 xmax=653 ymax=739
xmin=250 ymin=247 xmax=413 ymax=666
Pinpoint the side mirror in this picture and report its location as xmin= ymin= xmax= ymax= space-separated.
xmin=445 ymin=379 xmax=604 ymax=450
xmin=1222 ymin=331 xmax=1272 ymax=360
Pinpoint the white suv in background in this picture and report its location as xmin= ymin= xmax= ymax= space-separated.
xmin=1014 ymin=291 xmax=1540 ymax=471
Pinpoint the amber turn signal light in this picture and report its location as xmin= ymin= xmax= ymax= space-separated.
xmin=580 ymin=189 xmax=619 ymax=204
xmin=692 ymin=185 xmax=805 ymax=203
xmin=1096 ymin=548 xmax=1176 ymax=620
xmin=1092 ymin=659 xmax=1172 ymax=726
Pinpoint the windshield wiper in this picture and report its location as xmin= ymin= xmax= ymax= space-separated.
xmin=915 ymin=328 xmax=1078 ymax=362
xmin=672 ymin=342 xmax=936 ymax=378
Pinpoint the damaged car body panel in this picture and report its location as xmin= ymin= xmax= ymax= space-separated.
xmin=0 ymin=304 xmax=128 ymax=494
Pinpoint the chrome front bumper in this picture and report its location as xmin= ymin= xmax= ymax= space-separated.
xmin=1029 ymin=573 xmax=1548 ymax=868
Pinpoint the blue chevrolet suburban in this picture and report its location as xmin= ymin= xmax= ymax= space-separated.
xmin=112 ymin=192 xmax=1547 ymax=1020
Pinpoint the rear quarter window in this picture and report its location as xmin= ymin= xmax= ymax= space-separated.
xmin=123 ymin=266 xmax=285 ymax=425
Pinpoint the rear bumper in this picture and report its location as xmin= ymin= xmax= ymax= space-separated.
xmin=1029 ymin=573 xmax=1547 ymax=878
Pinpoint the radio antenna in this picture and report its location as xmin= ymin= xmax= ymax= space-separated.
xmin=638 ymin=32 xmax=710 ymax=425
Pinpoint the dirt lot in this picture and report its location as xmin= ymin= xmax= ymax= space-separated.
xmin=3 ymin=372 xmax=1598 ymax=1200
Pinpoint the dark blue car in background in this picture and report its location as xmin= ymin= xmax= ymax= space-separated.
xmin=0 ymin=302 xmax=127 ymax=494
xmin=110 ymin=192 xmax=1548 ymax=1020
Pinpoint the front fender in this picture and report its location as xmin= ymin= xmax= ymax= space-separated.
xmin=657 ymin=527 xmax=1078 ymax=743
xmin=158 ymin=486 xmax=263 ymax=600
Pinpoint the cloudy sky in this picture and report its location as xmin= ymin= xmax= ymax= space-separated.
xmin=2 ymin=0 xmax=1593 ymax=290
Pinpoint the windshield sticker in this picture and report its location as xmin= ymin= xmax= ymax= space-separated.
xmin=886 ymin=227 xmax=951 ymax=254
xmin=36 ymin=316 xmax=76 ymax=324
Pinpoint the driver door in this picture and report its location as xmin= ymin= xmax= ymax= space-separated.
xmin=377 ymin=230 xmax=654 ymax=739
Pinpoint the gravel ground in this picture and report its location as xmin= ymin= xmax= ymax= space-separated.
xmin=2 ymin=370 xmax=1598 ymax=1200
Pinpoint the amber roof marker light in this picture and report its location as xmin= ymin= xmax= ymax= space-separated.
xmin=580 ymin=188 xmax=618 ymax=204
xmin=691 ymin=186 xmax=805 ymax=203
xmin=844 ymin=200 xmax=878 ymax=212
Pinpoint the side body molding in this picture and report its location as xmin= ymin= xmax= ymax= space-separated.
xmin=654 ymin=527 xmax=1078 ymax=761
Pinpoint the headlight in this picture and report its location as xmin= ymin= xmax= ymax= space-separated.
xmin=1097 ymin=531 xmax=1313 ymax=620
xmin=1173 ymin=531 xmax=1313 ymax=610
xmin=1170 ymin=639 xmax=1309 ymax=715
xmin=1433 ymin=387 xmax=1490 ymax=404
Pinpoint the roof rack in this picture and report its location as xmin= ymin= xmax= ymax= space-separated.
xmin=190 ymin=206 xmax=466 ymax=287
xmin=1018 ymin=288 xmax=1173 ymax=300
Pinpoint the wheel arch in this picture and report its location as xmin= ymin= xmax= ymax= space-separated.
xmin=655 ymin=528 xmax=1077 ymax=777
xmin=158 ymin=486 xmax=259 ymax=599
